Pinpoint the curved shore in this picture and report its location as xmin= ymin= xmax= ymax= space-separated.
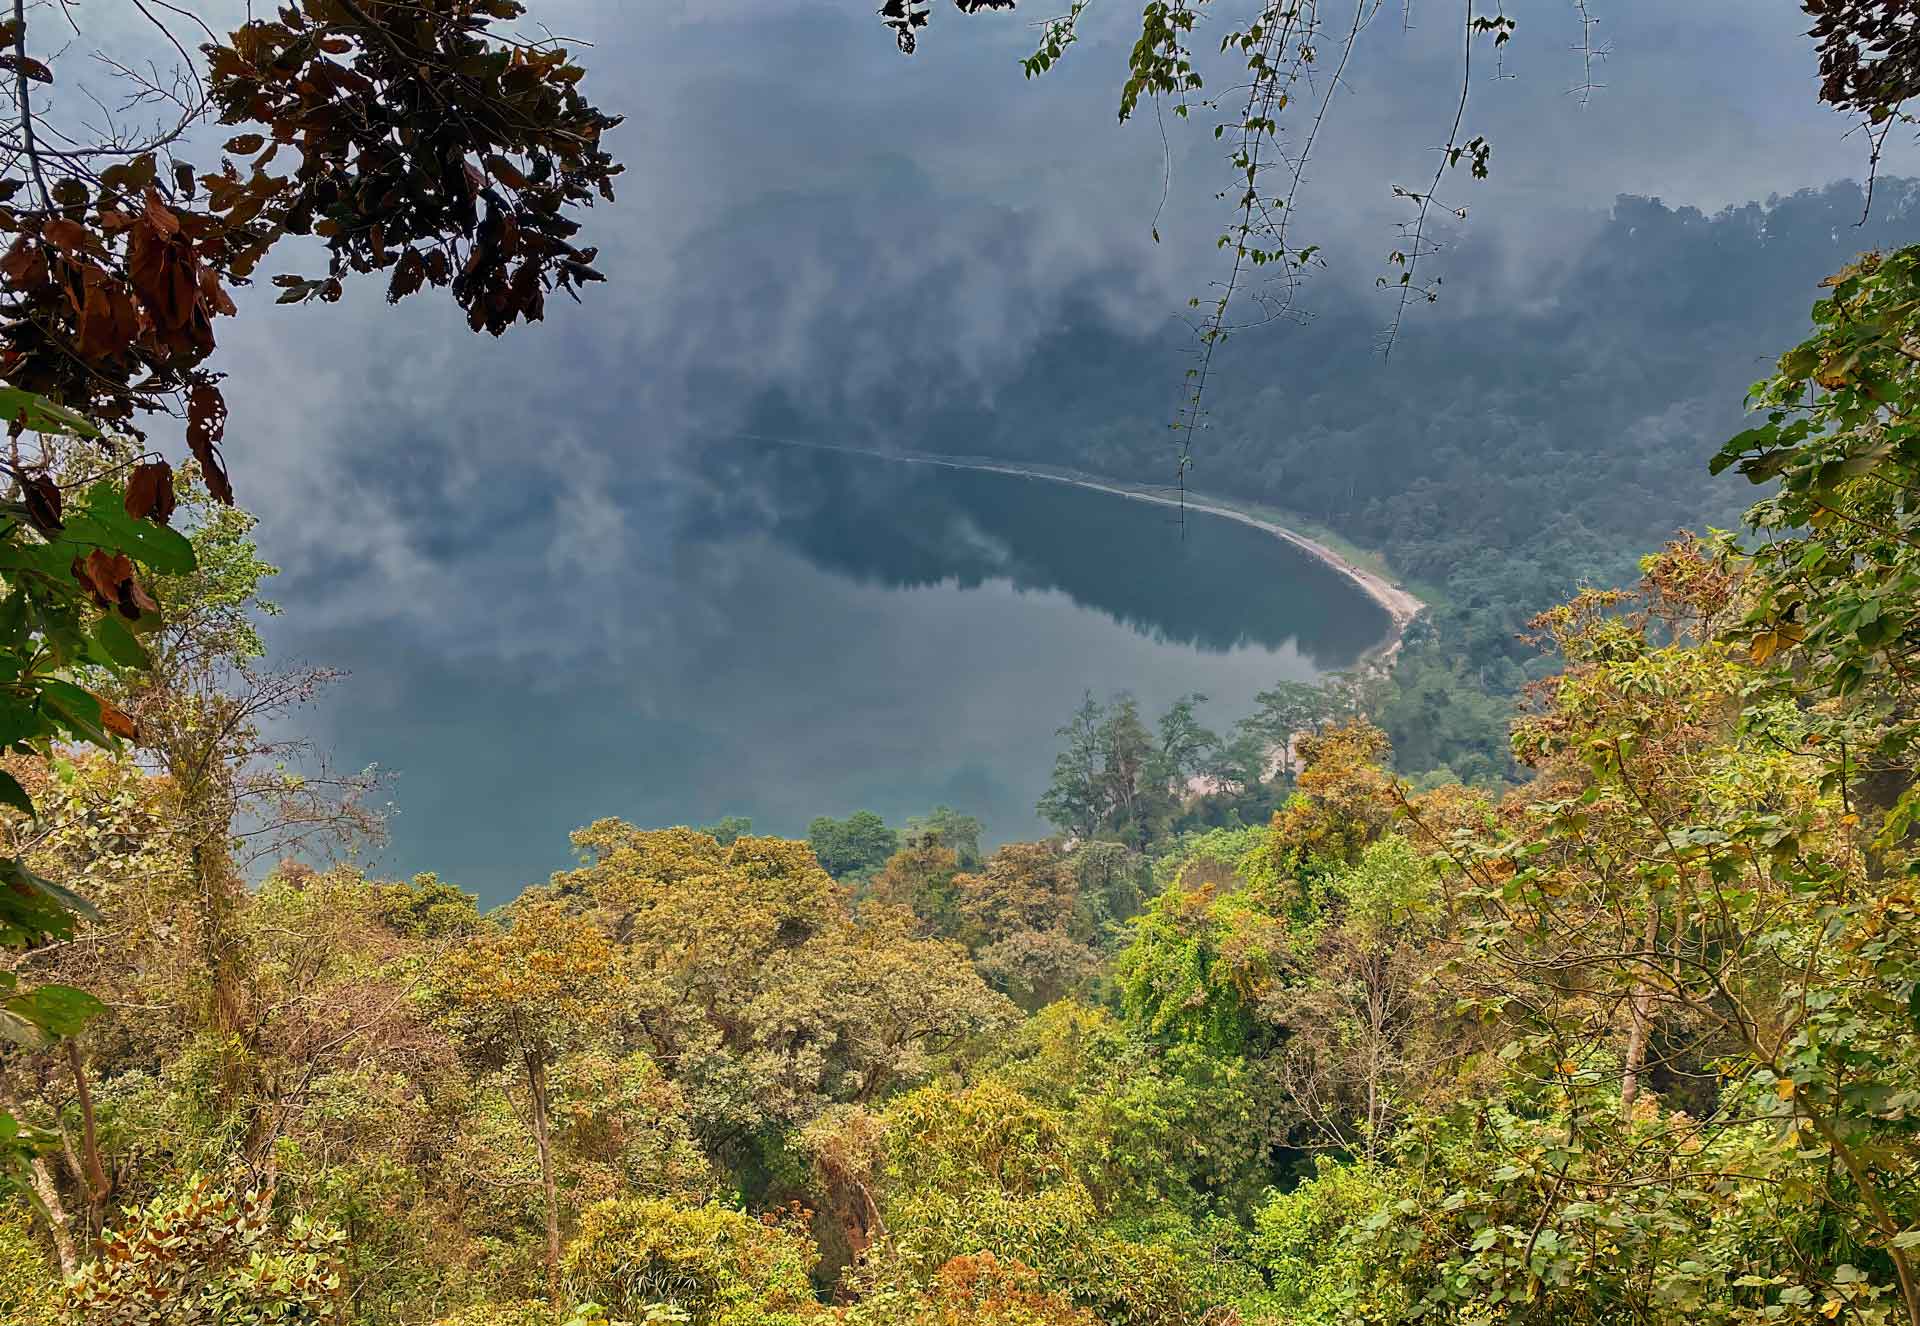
xmin=741 ymin=435 xmax=1426 ymax=659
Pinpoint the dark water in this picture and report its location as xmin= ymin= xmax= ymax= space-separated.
xmin=281 ymin=444 xmax=1390 ymax=904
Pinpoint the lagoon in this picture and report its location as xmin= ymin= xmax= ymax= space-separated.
xmin=281 ymin=442 xmax=1393 ymax=903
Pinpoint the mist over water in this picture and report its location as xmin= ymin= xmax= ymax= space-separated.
xmin=287 ymin=444 xmax=1388 ymax=904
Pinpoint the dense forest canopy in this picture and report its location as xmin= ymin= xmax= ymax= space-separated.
xmin=9 ymin=3 xmax=1920 ymax=1326
xmin=9 ymin=251 xmax=1920 ymax=1326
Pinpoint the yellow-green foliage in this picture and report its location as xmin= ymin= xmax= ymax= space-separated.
xmin=0 ymin=1203 xmax=59 ymax=1326
xmin=1239 ymin=1160 xmax=1411 ymax=1325
xmin=434 ymin=1300 xmax=560 ymax=1326
xmin=874 ymin=1080 xmax=1236 ymax=1326
xmin=840 ymin=1252 xmax=1097 ymax=1326
xmin=560 ymin=1198 xmax=819 ymax=1325
xmin=555 ymin=1050 xmax=718 ymax=1208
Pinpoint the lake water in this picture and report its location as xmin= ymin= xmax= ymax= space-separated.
xmin=282 ymin=443 xmax=1391 ymax=903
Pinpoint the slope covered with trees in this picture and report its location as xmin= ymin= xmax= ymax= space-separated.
xmin=12 ymin=5 xmax=1920 ymax=1324
xmin=8 ymin=246 xmax=1920 ymax=1326
xmin=739 ymin=180 xmax=1920 ymax=783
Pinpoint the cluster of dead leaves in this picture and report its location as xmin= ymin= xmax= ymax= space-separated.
xmin=72 ymin=550 xmax=158 ymax=622
xmin=1805 ymin=0 xmax=1920 ymax=120
xmin=0 ymin=0 xmax=622 ymax=506
xmin=208 ymin=0 xmax=620 ymax=338
xmin=0 ymin=185 xmax=238 ymax=502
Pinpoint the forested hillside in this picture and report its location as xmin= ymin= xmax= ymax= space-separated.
xmin=10 ymin=247 xmax=1920 ymax=1326
xmin=742 ymin=180 xmax=1920 ymax=782
xmin=11 ymin=2 xmax=1920 ymax=1323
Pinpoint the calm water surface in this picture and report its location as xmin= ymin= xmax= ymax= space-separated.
xmin=280 ymin=444 xmax=1390 ymax=903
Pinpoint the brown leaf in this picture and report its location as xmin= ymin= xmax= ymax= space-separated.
xmin=0 ymin=235 xmax=44 ymax=286
xmin=99 ymin=154 xmax=156 ymax=194
xmin=126 ymin=214 xmax=203 ymax=350
xmin=199 ymin=266 xmax=236 ymax=318
xmin=486 ymin=154 xmax=529 ymax=190
xmin=22 ymin=474 xmax=60 ymax=535
xmin=72 ymin=550 xmax=132 ymax=608
xmin=223 ymin=132 xmax=265 ymax=155
xmin=117 ymin=575 xmax=157 ymax=621
xmin=123 ymin=461 xmax=176 ymax=525
xmin=92 ymin=695 xmax=137 ymax=740
xmin=40 ymin=218 xmax=89 ymax=253
xmin=141 ymin=187 xmax=180 ymax=238
xmin=386 ymin=248 xmax=425 ymax=303
xmin=186 ymin=382 xmax=232 ymax=505
xmin=0 ymin=52 xmax=53 ymax=84
xmin=74 ymin=268 xmax=139 ymax=361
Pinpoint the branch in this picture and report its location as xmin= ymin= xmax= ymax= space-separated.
xmin=13 ymin=0 xmax=52 ymax=210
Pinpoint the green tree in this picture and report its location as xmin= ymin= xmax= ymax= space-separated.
xmin=1236 ymin=678 xmax=1357 ymax=780
xmin=550 ymin=823 xmax=1009 ymax=1146
xmin=808 ymin=811 xmax=900 ymax=881
xmin=561 ymin=1198 xmax=818 ymax=1326
xmin=955 ymin=842 xmax=1099 ymax=1011
xmin=870 ymin=837 xmax=967 ymax=939
xmin=434 ymin=897 xmax=619 ymax=1299
xmin=1037 ymin=694 xmax=1107 ymax=843
xmin=905 ymin=806 xmax=983 ymax=869
xmin=697 ymin=815 xmax=753 ymax=846
xmin=1038 ymin=693 xmax=1222 ymax=849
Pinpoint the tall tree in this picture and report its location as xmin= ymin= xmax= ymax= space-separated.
xmin=905 ymin=805 xmax=983 ymax=869
xmin=433 ymin=896 xmax=618 ymax=1299
xmin=808 ymin=811 xmax=899 ymax=880
xmin=0 ymin=0 xmax=620 ymax=1177
xmin=1038 ymin=693 xmax=1107 ymax=843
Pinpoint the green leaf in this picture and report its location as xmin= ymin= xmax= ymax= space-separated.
xmin=0 ymin=856 xmax=84 ymax=949
xmin=38 ymin=679 xmax=112 ymax=748
xmin=5 ymin=983 xmax=105 ymax=1037
xmin=89 ymin=614 xmax=151 ymax=670
xmin=64 ymin=483 xmax=194 ymax=574
xmin=0 ymin=856 xmax=97 ymax=923
xmin=0 ymin=770 xmax=32 ymax=817
xmin=0 ymin=696 xmax=41 ymax=752
xmin=0 ymin=388 xmax=100 ymax=440
xmin=0 ymin=535 xmax=80 ymax=580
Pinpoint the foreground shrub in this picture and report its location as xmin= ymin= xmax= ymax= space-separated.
xmin=560 ymin=1198 xmax=819 ymax=1325
xmin=64 ymin=1175 xmax=344 ymax=1324
xmin=841 ymin=1253 xmax=1098 ymax=1326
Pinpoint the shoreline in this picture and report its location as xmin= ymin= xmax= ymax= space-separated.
xmin=741 ymin=435 xmax=1427 ymax=662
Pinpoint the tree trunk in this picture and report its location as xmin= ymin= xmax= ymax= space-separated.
xmin=66 ymin=1039 xmax=110 ymax=1237
xmin=527 ymin=1053 xmax=561 ymax=1301
xmin=2 ymin=1076 xmax=76 ymax=1274
xmin=193 ymin=838 xmax=246 ymax=1039
xmin=1619 ymin=903 xmax=1661 ymax=1118
xmin=26 ymin=1153 xmax=76 ymax=1277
